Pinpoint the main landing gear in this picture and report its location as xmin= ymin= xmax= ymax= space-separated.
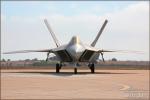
xmin=74 ymin=63 xmax=79 ymax=74
xmin=56 ymin=63 xmax=62 ymax=73
xmin=88 ymin=63 xmax=95 ymax=73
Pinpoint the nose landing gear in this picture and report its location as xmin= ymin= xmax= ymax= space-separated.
xmin=74 ymin=68 xmax=77 ymax=74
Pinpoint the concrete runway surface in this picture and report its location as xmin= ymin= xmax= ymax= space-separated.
xmin=1 ymin=69 xmax=149 ymax=99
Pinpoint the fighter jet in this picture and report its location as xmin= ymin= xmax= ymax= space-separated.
xmin=3 ymin=19 xmax=121 ymax=74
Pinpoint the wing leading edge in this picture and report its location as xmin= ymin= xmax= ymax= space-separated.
xmin=3 ymin=49 xmax=53 ymax=54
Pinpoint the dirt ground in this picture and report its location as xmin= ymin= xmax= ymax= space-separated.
xmin=1 ymin=69 xmax=149 ymax=99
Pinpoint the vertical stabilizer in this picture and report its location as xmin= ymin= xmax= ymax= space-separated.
xmin=44 ymin=19 xmax=60 ymax=47
xmin=91 ymin=20 xmax=108 ymax=47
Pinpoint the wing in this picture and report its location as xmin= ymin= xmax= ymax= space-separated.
xmin=96 ymin=49 xmax=144 ymax=62
xmin=3 ymin=49 xmax=53 ymax=54
xmin=97 ymin=49 xmax=144 ymax=54
xmin=3 ymin=45 xmax=74 ymax=62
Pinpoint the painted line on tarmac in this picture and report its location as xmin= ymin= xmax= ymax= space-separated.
xmin=119 ymin=84 xmax=131 ymax=91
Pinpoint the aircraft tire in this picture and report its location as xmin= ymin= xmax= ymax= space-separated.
xmin=74 ymin=68 xmax=77 ymax=74
xmin=56 ymin=63 xmax=60 ymax=73
xmin=91 ymin=63 xmax=95 ymax=73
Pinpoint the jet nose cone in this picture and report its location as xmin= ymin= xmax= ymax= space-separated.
xmin=67 ymin=44 xmax=85 ymax=61
xmin=69 ymin=36 xmax=81 ymax=45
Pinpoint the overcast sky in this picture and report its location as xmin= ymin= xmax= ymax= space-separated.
xmin=1 ymin=1 xmax=149 ymax=61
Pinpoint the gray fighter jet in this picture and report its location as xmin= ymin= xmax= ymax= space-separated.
xmin=3 ymin=19 xmax=117 ymax=74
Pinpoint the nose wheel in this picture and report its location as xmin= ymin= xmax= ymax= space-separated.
xmin=74 ymin=68 xmax=77 ymax=74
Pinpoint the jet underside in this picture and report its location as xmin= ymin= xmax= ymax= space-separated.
xmin=55 ymin=49 xmax=99 ymax=62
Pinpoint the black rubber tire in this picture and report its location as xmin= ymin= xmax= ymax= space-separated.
xmin=74 ymin=68 xmax=77 ymax=74
xmin=90 ymin=63 xmax=95 ymax=73
xmin=56 ymin=63 xmax=60 ymax=73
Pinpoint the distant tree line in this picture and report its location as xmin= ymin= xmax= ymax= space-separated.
xmin=32 ymin=60 xmax=57 ymax=66
xmin=1 ymin=58 xmax=11 ymax=62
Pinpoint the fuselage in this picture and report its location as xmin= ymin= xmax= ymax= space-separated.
xmin=53 ymin=36 xmax=99 ymax=63
xmin=66 ymin=36 xmax=85 ymax=61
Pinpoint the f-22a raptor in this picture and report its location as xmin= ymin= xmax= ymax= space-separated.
xmin=3 ymin=19 xmax=129 ymax=74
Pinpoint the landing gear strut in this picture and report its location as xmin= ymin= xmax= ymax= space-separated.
xmin=74 ymin=63 xmax=79 ymax=74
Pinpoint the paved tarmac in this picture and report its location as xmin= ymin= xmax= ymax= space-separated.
xmin=1 ymin=69 xmax=149 ymax=99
